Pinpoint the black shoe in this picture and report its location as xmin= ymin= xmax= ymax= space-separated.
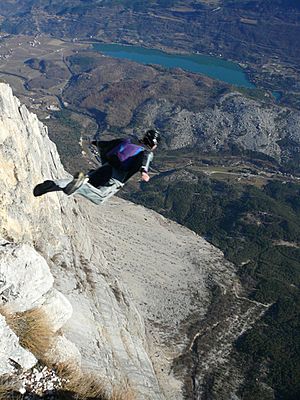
xmin=33 ymin=180 xmax=59 ymax=197
xmin=63 ymin=172 xmax=86 ymax=195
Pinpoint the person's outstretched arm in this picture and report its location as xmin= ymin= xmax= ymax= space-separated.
xmin=141 ymin=151 xmax=154 ymax=182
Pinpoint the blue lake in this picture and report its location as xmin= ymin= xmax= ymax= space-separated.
xmin=93 ymin=43 xmax=256 ymax=89
xmin=272 ymin=91 xmax=282 ymax=101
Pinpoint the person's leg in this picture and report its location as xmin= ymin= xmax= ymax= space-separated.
xmin=33 ymin=165 xmax=124 ymax=200
xmin=87 ymin=164 xmax=113 ymax=188
xmin=33 ymin=173 xmax=87 ymax=197
xmin=62 ymin=172 xmax=87 ymax=195
xmin=75 ymin=179 xmax=124 ymax=204
xmin=33 ymin=180 xmax=63 ymax=197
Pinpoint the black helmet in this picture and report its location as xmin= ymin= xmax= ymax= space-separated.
xmin=143 ymin=129 xmax=160 ymax=148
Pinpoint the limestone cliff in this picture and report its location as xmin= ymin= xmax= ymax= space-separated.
xmin=0 ymin=82 xmax=162 ymax=398
xmin=0 ymin=83 xmax=267 ymax=399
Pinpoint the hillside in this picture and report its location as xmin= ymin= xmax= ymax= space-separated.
xmin=1 ymin=0 xmax=299 ymax=66
xmin=122 ymin=162 xmax=300 ymax=399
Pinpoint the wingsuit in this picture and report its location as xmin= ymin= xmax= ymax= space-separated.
xmin=33 ymin=129 xmax=160 ymax=205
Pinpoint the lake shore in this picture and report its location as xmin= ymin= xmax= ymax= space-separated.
xmin=92 ymin=42 xmax=255 ymax=89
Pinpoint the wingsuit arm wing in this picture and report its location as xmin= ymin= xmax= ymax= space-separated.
xmin=92 ymin=139 xmax=123 ymax=165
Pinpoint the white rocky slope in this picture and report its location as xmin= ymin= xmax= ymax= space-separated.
xmin=0 ymin=83 xmax=267 ymax=399
xmin=133 ymin=92 xmax=300 ymax=163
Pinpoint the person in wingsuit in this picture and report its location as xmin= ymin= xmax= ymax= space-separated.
xmin=33 ymin=129 xmax=160 ymax=205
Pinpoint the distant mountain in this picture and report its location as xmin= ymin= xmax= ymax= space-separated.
xmin=1 ymin=0 xmax=299 ymax=68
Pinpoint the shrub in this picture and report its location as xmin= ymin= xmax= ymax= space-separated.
xmin=0 ymin=307 xmax=55 ymax=360
xmin=54 ymin=362 xmax=135 ymax=400
xmin=0 ymin=310 xmax=135 ymax=400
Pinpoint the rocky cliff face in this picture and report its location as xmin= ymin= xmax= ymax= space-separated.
xmin=0 ymin=82 xmax=162 ymax=398
xmin=0 ymin=83 xmax=268 ymax=399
